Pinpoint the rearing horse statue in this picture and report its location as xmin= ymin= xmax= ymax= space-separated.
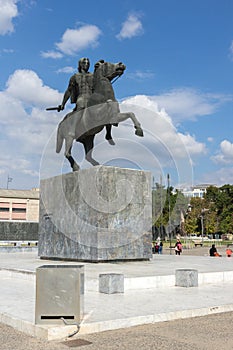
xmin=56 ymin=60 xmax=144 ymax=171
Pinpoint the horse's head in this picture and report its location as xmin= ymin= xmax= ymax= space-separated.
xmin=94 ymin=60 xmax=126 ymax=82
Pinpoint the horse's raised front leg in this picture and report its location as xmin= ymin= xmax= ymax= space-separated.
xmin=81 ymin=135 xmax=100 ymax=166
xmin=117 ymin=112 xmax=144 ymax=137
xmin=105 ymin=124 xmax=115 ymax=145
xmin=64 ymin=136 xmax=80 ymax=171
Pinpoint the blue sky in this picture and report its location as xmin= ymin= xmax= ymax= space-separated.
xmin=0 ymin=0 xmax=233 ymax=190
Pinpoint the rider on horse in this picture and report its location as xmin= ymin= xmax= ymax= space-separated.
xmin=58 ymin=57 xmax=115 ymax=144
xmin=59 ymin=57 xmax=93 ymax=112
xmin=55 ymin=60 xmax=143 ymax=171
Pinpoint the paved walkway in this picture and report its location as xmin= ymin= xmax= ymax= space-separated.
xmin=2 ymin=311 xmax=233 ymax=350
xmin=1 ymin=250 xmax=233 ymax=341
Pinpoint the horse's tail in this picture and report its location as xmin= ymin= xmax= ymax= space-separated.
xmin=56 ymin=124 xmax=64 ymax=153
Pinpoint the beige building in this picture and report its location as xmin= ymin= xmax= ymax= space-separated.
xmin=0 ymin=188 xmax=39 ymax=222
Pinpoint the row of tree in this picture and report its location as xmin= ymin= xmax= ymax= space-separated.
xmin=152 ymin=184 xmax=233 ymax=239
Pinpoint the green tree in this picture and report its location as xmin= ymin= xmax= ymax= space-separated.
xmin=152 ymin=185 xmax=188 ymax=237
xmin=205 ymin=184 xmax=233 ymax=234
xmin=153 ymin=183 xmax=233 ymax=238
xmin=184 ymin=197 xmax=202 ymax=234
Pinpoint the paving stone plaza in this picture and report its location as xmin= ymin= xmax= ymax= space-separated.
xmin=1 ymin=250 xmax=233 ymax=341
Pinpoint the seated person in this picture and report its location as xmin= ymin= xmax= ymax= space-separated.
xmin=209 ymin=244 xmax=221 ymax=257
xmin=226 ymin=245 xmax=232 ymax=257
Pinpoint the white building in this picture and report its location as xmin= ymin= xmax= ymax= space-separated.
xmin=180 ymin=184 xmax=217 ymax=198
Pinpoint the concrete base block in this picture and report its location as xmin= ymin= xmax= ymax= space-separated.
xmin=38 ymin=166 xmax=152 ymax=262
xmin=175 ymin=269 xmax=198 ymax=287
xmin=35 ymin=265 xmax=84 ymax=325
xmin=99 ymin=273 xmax=124 ymax=294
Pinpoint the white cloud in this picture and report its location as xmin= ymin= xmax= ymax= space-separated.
xmin=0 ymin=0 xmax=19 ymax=35
xmin=116 ymin=13 xmax=143 ymax=40
xmin=56 ymin=66 xmax=75 ymax=74
xmin=177 ymin=132 xmax=206 ymax=155
xmin=154 ymin=89 xmax=214 ymax=121
xmin=0 ymin=92 xmax=28 ymax=125
xmin=2 ymin=48 xmax=14 ymax=53
xmin=55 ymin=25 xmax=102 ymax=55
xmin=212 ymin=140 xmax=233 ymax=164
xmin=148 ymin=88 xmax=232 ymax=123
xmin=82 ymin=95 xmax=205 ymax=187
xmin=40 ymin=50 xmax=63 ymax=59
xmin=127 ymin=70 xmax=155 ymax=80
xmin=120 ymin=95 xmax=206 ymax=158
xmin=6 ymin=69 xmax=61 ymax=107
xmin=201 ymin=167 xmax=233 ymax=186
xmin=0 ymin=69 xmax=63 ymax=187
xmin=221 ymin=140 xmax=233 ymax=157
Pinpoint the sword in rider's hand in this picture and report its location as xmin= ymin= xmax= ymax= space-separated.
xmin=46 ymin=105 xmax=62 ymax=112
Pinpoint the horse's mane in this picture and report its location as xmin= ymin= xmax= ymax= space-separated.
xmin=92 ymin=61 xmax=116 ymax=102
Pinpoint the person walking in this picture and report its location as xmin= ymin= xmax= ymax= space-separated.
xmin=175 ymin=239 xmax=182 ymax=255
xmin=158 ymin=241 xmax=163 ymax=254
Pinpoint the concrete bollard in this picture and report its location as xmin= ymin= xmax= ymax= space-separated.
xmin=175 ymin=269 xmax=198 ymax=287
xmin=99 ymin=273 xmax=124 ymax=294
xmin=35 ymin=265 xmax=84 ymax=325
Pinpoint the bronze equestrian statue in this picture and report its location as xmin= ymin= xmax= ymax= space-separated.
xmin=47 ymin=59 xmax=144 ymax=171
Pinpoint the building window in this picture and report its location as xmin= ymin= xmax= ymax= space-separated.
xmin=12 ymin=203 xmax=27 ymax=220
xmin=0 ymin=202 xmax=10 ymax=220
xmin=12 ymin=208 xmax=26 ymax=213
xmin=0 ymin=207 xmax=9 ymax=212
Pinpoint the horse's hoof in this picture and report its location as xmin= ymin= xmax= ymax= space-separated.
xmin=107 ymin=138 xmax=115 ymax=146
xmin=135 ymin=128 xmax=144 ymax=137
xmin=72 ymin=164 xmax=80 ymax=171
xmin=93 ymin=161 xmax=100 ymax=166
xmin=86 ymin=157 xmax=99 ymax=166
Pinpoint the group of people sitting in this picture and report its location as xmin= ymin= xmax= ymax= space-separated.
xmin=209 ymin=244 xmax=233 ymax=257
xmin=152 ymin=240 xmax=232 ymax=257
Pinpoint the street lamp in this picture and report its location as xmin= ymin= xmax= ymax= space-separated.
xmin=167 ymin=174 xmax=172 ymax=255
xmin=6 ymin=175 xmax=13 ymax=189
xmin=200 ymin=208 xmax=209 ymax=243
xmin=160 ymin=174 xmax=163 ymax=239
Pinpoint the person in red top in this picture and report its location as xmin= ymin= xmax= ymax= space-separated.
xmin=175 ymin=239 xmax=182 ymax=255
xmin=226 ymin=245 xmax=232 ymax=257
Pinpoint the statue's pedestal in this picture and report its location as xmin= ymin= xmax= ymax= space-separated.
xmin=38 ymin=166 xmax=152 ymax=262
